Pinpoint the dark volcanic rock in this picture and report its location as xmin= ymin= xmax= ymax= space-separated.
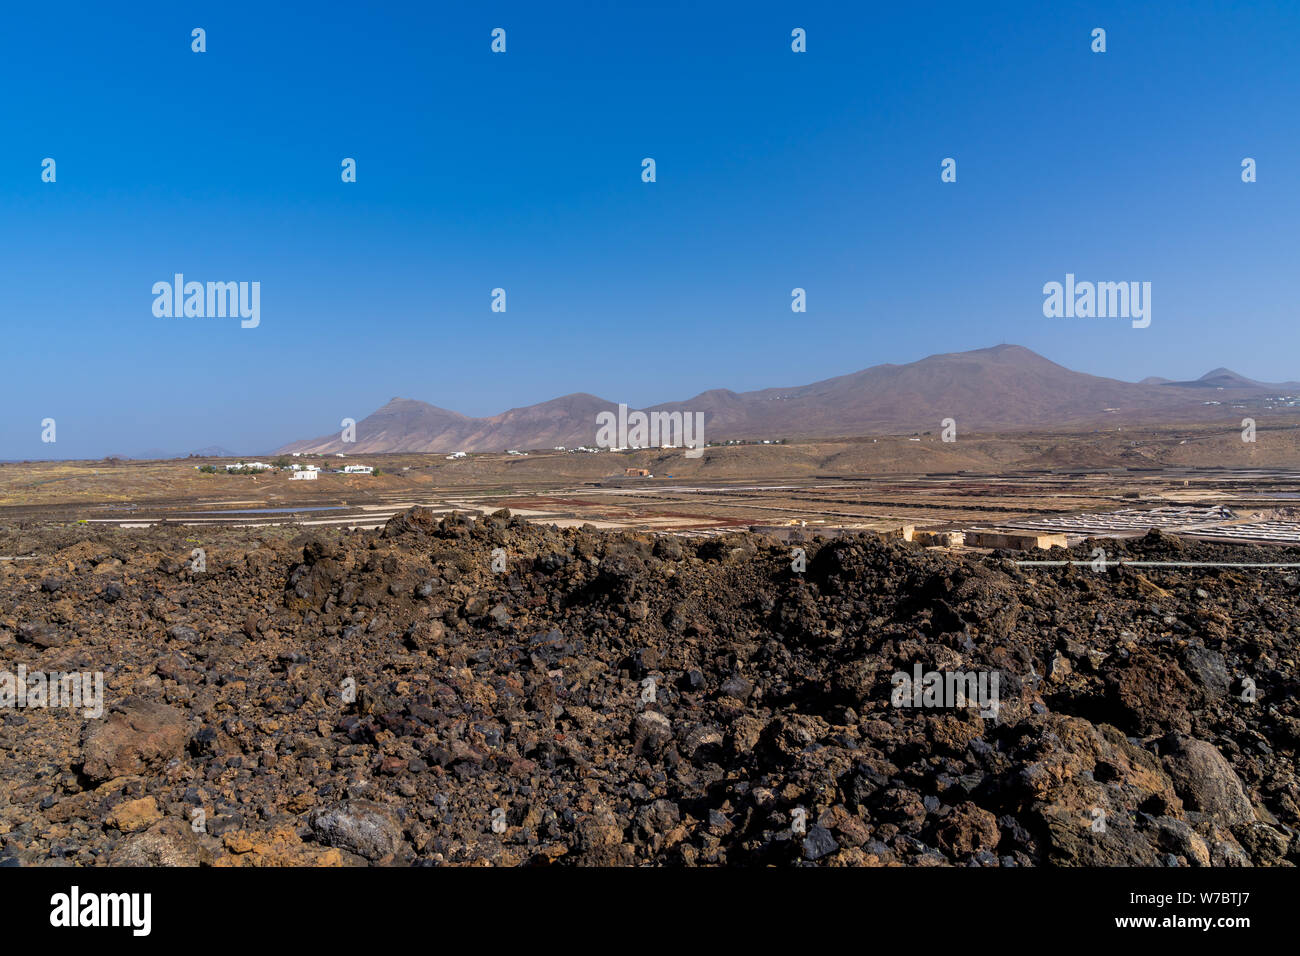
xmin=0 ymin=507 xmax=1295 ymax=867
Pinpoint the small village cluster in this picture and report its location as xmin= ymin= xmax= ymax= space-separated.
xmin=203 ymin=458 xmax=375 ymax=480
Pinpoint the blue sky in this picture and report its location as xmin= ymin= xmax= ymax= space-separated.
xmin=3 ymin=0 xmax=1297 ymax=458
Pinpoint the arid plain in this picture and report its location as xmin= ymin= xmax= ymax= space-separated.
xmin=6 ymin=422 xmax=1300 ymax=538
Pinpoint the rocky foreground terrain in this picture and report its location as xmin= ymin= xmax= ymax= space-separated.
xmin=0 ymin=507 xmax=1297 ymax=866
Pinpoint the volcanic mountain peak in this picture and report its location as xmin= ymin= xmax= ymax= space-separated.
xmin=375 ymin=396 xmax=467 ymax=416
xmin=518 ymin=392 xmax=615 ymax=411
xmin=1198 ymin=368 xmax=1259 ymax=385
xmin=276 ymin=345 xmax=1296 ymax=454
xmin=1154 ymin=368 xmax=1265 ymax=389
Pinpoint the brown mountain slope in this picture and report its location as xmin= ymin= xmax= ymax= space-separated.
xmin=277 ymin=344 xmax=1297 ymax=453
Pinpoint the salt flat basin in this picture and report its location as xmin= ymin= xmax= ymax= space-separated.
xmin=188 ymin=506 xmax=347 ymax=515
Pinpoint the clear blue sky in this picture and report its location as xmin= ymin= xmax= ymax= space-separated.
xmin=3 ymin=0 xmax=1297 ymax=458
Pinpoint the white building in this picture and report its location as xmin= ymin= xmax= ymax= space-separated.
xmin=226 ymin=461 xmax=272 ymax=471
xmin=341 ymin=464 xmax=373 ymax=474
xmin=290 ymin=469 xmax=318 ymax=480
xmin=446 ymin=451 xmax=467 ymax=460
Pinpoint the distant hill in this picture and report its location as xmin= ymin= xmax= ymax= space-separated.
xmin=276 ymin=344 xmax=1300 ymax=454
xmin=102 ymin=450 xmax=173 ymax=461
xmin=100 ymin=445 xmax=244 ymax=461
xmin=1156 ymin=367 xmax=1300 ymax=390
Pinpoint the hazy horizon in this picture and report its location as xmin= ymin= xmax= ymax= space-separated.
xmin=7 ymin=341 xmax=1297 ymax=461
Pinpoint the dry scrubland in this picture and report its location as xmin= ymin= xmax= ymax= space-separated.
xmin=0 ymin=507 xmax=1297 ymax=866
xmin=6 ymin=422 xmax=1300 ymax=510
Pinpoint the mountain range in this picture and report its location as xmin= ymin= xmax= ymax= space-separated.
xmin=276 ymin=345 xmax=1300 ymax=454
